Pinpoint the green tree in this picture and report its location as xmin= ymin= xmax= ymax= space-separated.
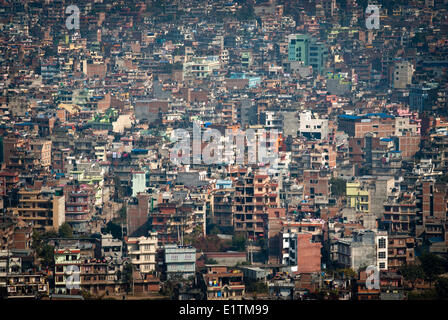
xmin=245 ymin=280 xmax=268 ymax=294
xmin=420 ymin=253 xmax=445 ymax=287
xmin=400 ymin=264 xmax=424 ymax=289
xmin=39 ymin=244 xmax=55 ymax=268
xmin=102 ymin=221 xmax=123 ymax=240
xmin=122 ymin=263 xmax=133 ymax=293
xmin=58 ymin=222 xmax=73 ymax=238
xmin=204 ymin=258 xmax=218 ymax=265
xmin=32 ymin=231 xmax=57 ymax=268
xmin=232 ymin=235 xmax=247 ymax=252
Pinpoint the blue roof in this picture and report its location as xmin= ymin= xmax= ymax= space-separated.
xmin=381 ymin=138 xmax=394 ymax=142
xmin=338 ymin=114 xmax=360 ymax=120
xmin=132 ymin=149 xmax=148 ymax=153
xmin=429 ymin=237 xmax=444 ymax=243
xmin=339 ymin=113 xmax=395 ymax=120
xmin=364 ymin=113 xmax=395 ymax=119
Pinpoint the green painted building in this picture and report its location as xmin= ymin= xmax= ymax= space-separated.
xmin=288 ymin=34 xmax=327 ymax=74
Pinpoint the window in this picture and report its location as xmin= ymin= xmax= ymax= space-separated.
xmin=378 ymin=238 xmax=386 ymax=249
xmin=379 ymin=262 xmax=386 ymax=269
xmin=378 ymin=252 xmax=386 ymax=259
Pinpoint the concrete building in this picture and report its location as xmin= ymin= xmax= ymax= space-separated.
xmin=183 ymin=56 xmax=220 ymax=79
xmin=101 ymin=234 xmax=123 ymax=261
xmin=54 ymin=246 xmax=82 ymax=295
xmin=376 ymin=231 xmax=388 ymax=271
xmin=64 ymin=183 xmax=94 ymax=234
xmin=338 ymin=114 xmax=396 ymax=138
xmin=282 ymin=232 xmax=322 ymax=274
xmin=8 ymin=188 xmax=65 ymax=233
xmin=131 ymin=171 xmax=146 ymax=197
xmin=299 ymin=111 xmax=328 ymax=140
xmin=162 ymin=244 xmax=196 ymax=280
xmin=288 ymin=34 xmax=327 ymax=74
xmin=30 ymin=140 xmax=52 ymax=168
xmin=387 ymin=235 xmax=415 ymax=270
xmin=201 ymin=265 xmax=245 ymax=300
xmin=265 ymin=111 xmax=283 ymax=132
xmin=126 ymin=232 xmax=158 ymax=274
xmin=392 ymin=61 xmax=414 ymax=89
xmin=346 ymin=182 xmax=370 ymax=213
xmin=333 ymin=230 xmax=388 ymax=271
xmin=80 ymin=258 xmax=123 ymax=296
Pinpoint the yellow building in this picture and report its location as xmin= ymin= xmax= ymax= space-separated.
xmin=346 ymin=182 xmax=370 ymax=213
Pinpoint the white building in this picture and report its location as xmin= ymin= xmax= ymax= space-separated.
xmin=126 ymin=232 xmax=158 ymax=273
xmin=132 ymin=171 xmax=146 ymax=197
xmin=183 ymin=56 xmax=220 ymax=79
xmin=299 ymin=110 xmax=328 ymax=140
xmin=265 ymin=111 xmax=283 ymax=131
xmin=376 ymin=231 xmax=388 ymax=271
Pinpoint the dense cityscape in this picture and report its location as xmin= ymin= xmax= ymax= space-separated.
xmin=0 ymin=0 xmax=448 ymax=301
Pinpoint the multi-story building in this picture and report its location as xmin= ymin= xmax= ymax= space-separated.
xmin=346 ymin=182 xmax=370 ymax=213
xmin=2 ymin=256 xmax=49 ymax=299
xmin=161 ymin=244 xmax=196 ymax=280
xmin=333 ymin=230 xmax=388 ymax=271
xmin=299 ymin=111 xmax=329 ymax=140
xmin=127 ymin=193 xmax=151 ymax=237
xmin=183 ymin=56 xmax=220 ymax=79
xmin=416 ymin=181 xmax=448 ymax=252
xmin=281 ymin=232 xmax=322 ymax=274
xmin=201 ymin=265 xmax=245 ymax=300
xmin=30 ymin=140 xmax=52 ymax=169
xmin=303 ymin=170 xmax=331 ymax=204
xmin=80 ymin=258 xmax=123 ymax=296
xmin=101 ymin=234 xmax=123 ymax=261
xmin=233 ymin=171 xmax=280 ymax=240
xmin=382 ymin=192 xmax=417 ymax=234
xmin=64 ymin=183 xmax=94 ymax=234
xmin=392 ymin=61 xmax=414 ymax=89
xmin=338 ymin=114 xmax=396 ymax=138
xmin=376 ymin=231 xmax=388 ymax=271
xmin=126 ymin=232 xmax=158 ymax=274
xmin=8 ymin=188 xmax=65 ymax=233
xmin=288 ymin=34 xmax=327 ymax=74
xmin=5 ymin=272 xmax=49 ymax=298
xmin=54 ymin=246 xmax=82 ymax=295
xmin=212 ymin=188 xmax=235 ymax=231
xmin=387 ymin=235 xmax=415 ymax=270
xmin=149 ymin=202 xmax=196 ymax=244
